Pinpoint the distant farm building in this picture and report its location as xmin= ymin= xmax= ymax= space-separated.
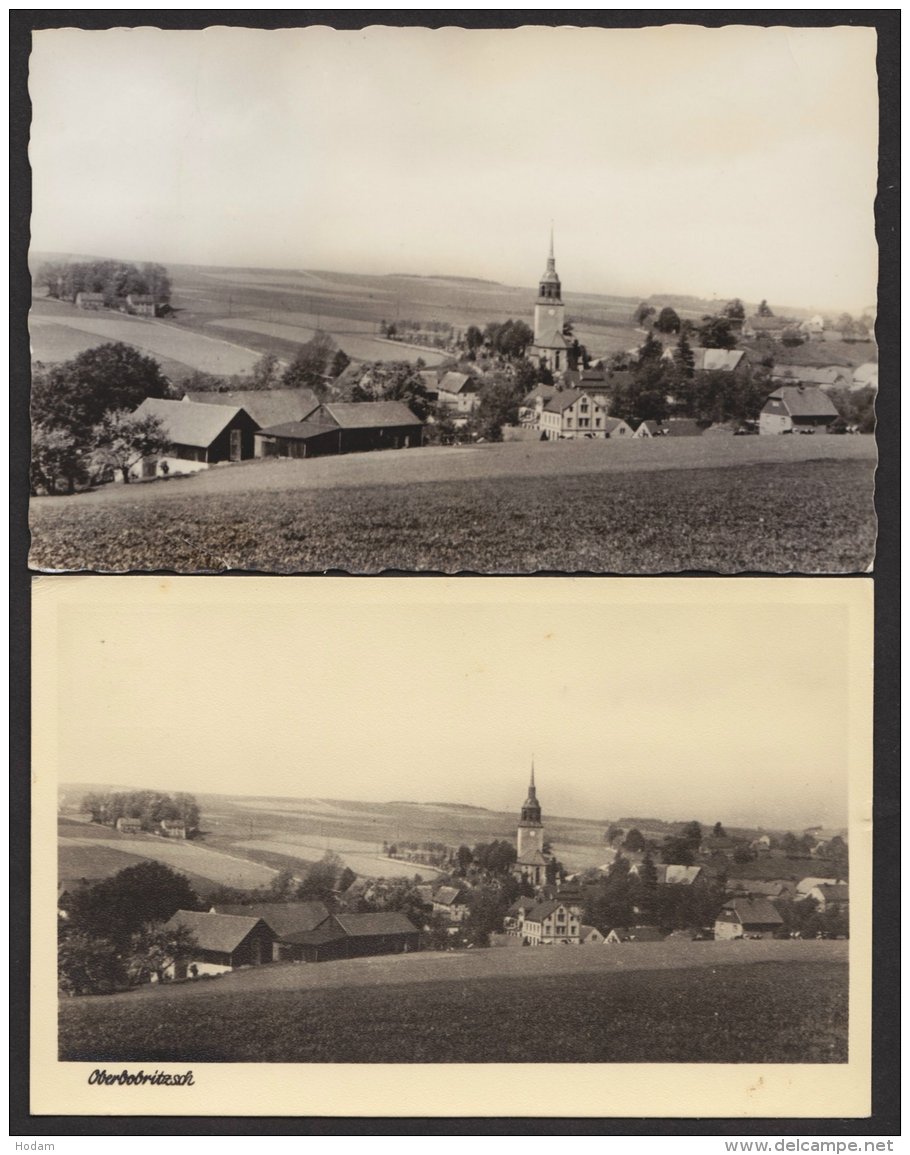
xmin=604 ymin=926 xmax=666 ymax=944
xmin=436 ymin=372 xmax=480 ymax=414
xmin=115 ymin=817 xmax=142 ymax=834
xmin=164 ymin=910 xmax=277 ymax=977
xmin=159 ymin=820 xmax=186 ymax=839
xmin=713 ymin=898 xmax=784 ymax=940
xmin=281 ymin=911 xmax=420 ymax=963
xmin=75 ymin=291 xmax=106 ymax=310
xmin=254 ymin=401 xmax=424 ymax=459
xmin=126 ymin=293 xmax=159 ymax=316
xmin=758 ymin=385 xmax=840 ymax=435
xmin=131 ymin=397 xmax=260 ymax=477
xmin=183 ymin=388 xmax=321 ymax=429
xmin=212 ymin=902 xmax=332 ymax=961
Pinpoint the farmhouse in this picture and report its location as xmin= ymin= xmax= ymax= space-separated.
xmin=115 ymin=817 xmax=142 ymax=834
xmin=713 ymin=897 xmax=784 ymax=940
xmin=431 ymin=886 xmax=470 ymax=924
xmin=255 ymin=401 xmax=424 ymax=459
xmin=131 ymin=397 xmax=260 ymax=477
xmin=183 ymin=388 xmax=321 ymax=429
xmin=213 ymin=901 xmax=332 ymax=961
xmin=159 ymin=820 xmax=186 ymax=839
xmin=579 ymin=924 xmax=605 ymax=944
xmin=164 ymin=910 xmax=277 ymax=977
xmin=725 ymin=878 xmax=796 ymax=900
xmin=758 ymin=385 xmax=840 ymax=435
xmin=126 ymin=293 xmax=158 ymax=316
xmin=282 ymin=911 xmax=420 ymax=963
xmin=518 ymin=383 xmax=560 ymax=427
xmin=604 ymin=926 xmax=665 ymax=944
xmin=805 ymin=883 xmax=849 ymax=914
xmin=436 ymin=372 xmax=480 ymax=414
xmin=75 ymin=291 xmax=106 ymax=310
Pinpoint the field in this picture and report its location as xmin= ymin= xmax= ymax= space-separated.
xmin=30 ymin=437 xmax=877 ymax=574
xmin=58 ymin=940 xmax=848 ymax=1063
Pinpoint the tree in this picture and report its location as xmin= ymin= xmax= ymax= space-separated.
xmin=723 ymin=299 xmax=745 ymax=321
xmin=455 ymin=845 xmax=474 ymax=875
xmin=780 ymin=327 xmax=806 ymax=347
xmin=58 ymin=932 xmax=126 ymax=996
xmin=654 ymin=307 xmax=681 ymax=334
xmin=125 ymin=922 xmax=198 ymax=985
xmin=698 ymin=316 xmax=737 ymax=350
xmin=91 ymin=410 xmax=172 ymax=483
xmin=63 ymin=862 xmax=201 ymax=945
xmin=330 ymin=349 xmax=351 ymax=379
xmin=757 ymin=300 xmax=774 ymax=317
xmin=32 ymin=342 xmax=170 ymax=438
xmin=606 ymin=825 xmax=624 ymax=845
xmin=633 ymin=302 xmax=657 ymax=327
xmin=622 ymin=828 xmax=647 ymax=853
xmin=637 ymin=332 xmax=664 ymax=364
xmin=464 ymin=325 xmax=484 ymax=353
xmin=827 ymin=835 xmax=848 ymax=870
xmin=712 ymin=821 xmax=727 ymax=838
xmin=30 ymin=423 xmax=89 ymax=495
xmin=475 ymin=374 xmax=523 ymax=440
xmin=661 ymin=837 xmax=695 ymax=866
xmin=296 ymin=851 xmax=343 ymax=902
xmin=249 ymin=352 xmax=282 ymax=390
xmin=281 ymin=331 xmax=335 ymax=392
xmin=732 ymin=845 xmax=756 ymax=865
xmin=673 ymin=332 xmax=696 ymax=383
xmin=679 ymin=821 xmax=702 ymax=849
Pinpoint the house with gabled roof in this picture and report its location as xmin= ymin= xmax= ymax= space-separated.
xmin=805 ymin=883 xmax=849 ymax=914
xmin=520 ymin=899 xmax=583 ymax=945
xmin=282 ymin=911 xmax=420 ymax=962
xmin=75 ymin=291 xmax=106 ymax=310
xmin=163 ymin=910 xmax=277 ymax=977
xmin=432 ymin=885 xmax=470 ymax=924
xmin=184 ymin=388 xmax=321 ymax=431
xmin=254 ymin=400 xmax=424 ymax=459
xmin=605 ymin=925 xmax=665 ymax=944
xmin=436 ymin=371 xmax=480 ymax=414
xmin=539 ymin=389 xmax=631 ymax=441
xmin=131 ymin=397 xmax=260 ymax=478
xmin=758 ymin=385 xmax=840 ymax=435
xmin=126 ymin=293 xmax=158 ymax=316
xmin=212 ymin=901 xmax=331 ymax=961
xmin=714 ymin=897 xmax=784 ymax=940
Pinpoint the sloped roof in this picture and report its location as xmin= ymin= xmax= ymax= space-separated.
xmin=533 ymin=326 xmax=570 ymax=350
xmin=213 ymin=902 xmax=330 ymax=938
xmin=437 ymin=371 xmax=477 ymax=395
xmin=133 ymin=397 xmax=249 ymax=449
xmin=316 ymin=401 xmax=424 ymax=428
xmin=580 ymin=925 xmax=601 ymax=939
xmin=852 ymin=362 xmax=878 ymax=387
xmin=763 ymin=385 xmax=839 ymax=419
xmin=664 ymin=419 xmax=704 ymax=437
xmin=543 ymin=389 xmax=606 ymax=415
xmin=255 ymin=420 xmax=338 ymax=441
xmin=602 ymin=417 xmax=629 ymax=434
xmin=722 ymin=897 xmax=784 ymax=926
xmin=521 ymin=383 xmax=560 ymax=406
xmin=771 ymin=366 xmax=851 ymax=387
xmin=433 ymin=886 xmax=467 ymax=907
xmin=332 ymin=911 xmax=419 ymax=937
xmin=659 ymin=864 xmax=702 ymax=886
xmin=185 ymin=389 xmax=319 ymax=428
xmin=726 ymin=879 xmax=787 ymax=897
xmin=609 ymin=926 xmax=664 ymax=942
xmin=696 ymin=348 xmax=745 ymax=372
xmin=814 ymin=883 xmax=849 ymax=902
xmin=516 ymin=848 xmax=550 ymax=866
xmin=165 ymin=909 xmax=270 ymax=953
xmin=524 ymin=900 xmax=563 ymax=923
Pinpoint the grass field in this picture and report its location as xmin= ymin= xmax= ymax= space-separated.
xmin=58 ymin=942 xmax=848 ymax=1063
xmin=30 ymin=438 xmax=876 ymax=573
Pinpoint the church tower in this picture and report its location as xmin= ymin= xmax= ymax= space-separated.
xmin=517 ymin=760 xmax=544 ymax=858
xmin=530 ymin=229 xmax=569 ymax=374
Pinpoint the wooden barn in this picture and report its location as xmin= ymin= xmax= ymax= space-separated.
xmin=163 ymin=910 xmax=277 ymax=977
xmin=131 ymin=397 xmax=260 ymax=477
xmin=212 ymin=902 xmax=332 ymax=961
xmin=283 ymin=911 xmax=420 ymax=963
xmin=255 ymin=401 xmax=424 ymax=459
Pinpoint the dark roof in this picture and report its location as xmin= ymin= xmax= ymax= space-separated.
xmin=332 ymin=911 xmax=419 ymax=937
xmin=284 ymin=921 xmax=349 ymax=948
xmin=721 ymin=897 xmax=784 ymax=926
xmin=165 ymin=910 xmax=272 ymax=953
xmin=134 ymin=398 xmax=251 ymax=448
xmin=186 ymin=389 xmax=320 ymax=428
xmin=664 ymin=419 xmax=704 ymax=437
xmin=315 ymin=401 xmax=424 ymax=428
xmin=516 ymin=848 xmax=550 ymax=866
xmin=609 ymin=926 xmax=664 ymax=942
xmin=521 ymin=383 xmax=560 ymax=406
xmin=814 ymin=884 xmax=849 ymax=902
xmin=255 ymin=420 xmax=338 ymax=441
xmin=524 ymin=899 xmax=575 ymax=923
xmin=433 ymin=886 xmax=468 ymax=907
xmin=437 ymin=371 xmax=478 ymax=395
xmin=763 ymin=386 xmax=839 ymax=419
xmin=543 ymin=388 xmax=587 ymax=414
xmin=213 ymin=902 xmax=330 ymax=938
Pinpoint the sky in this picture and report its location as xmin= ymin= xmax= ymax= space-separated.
xmin=29 ymin=24 xmax=878 ymax=313
xmin=39 ymin=578 xmax=870 ymax=832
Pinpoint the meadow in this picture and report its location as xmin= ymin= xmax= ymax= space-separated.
xmin=30 ymin=437 xmax=877 ymax=574
xmin=58 ymin=942 xmax=848 ymax=1064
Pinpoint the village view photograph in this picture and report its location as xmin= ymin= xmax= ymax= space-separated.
xmin=40 ymin=578 xmax=867 ymax=1070
xmin=26 ymin=24 xmax=879 ymax=574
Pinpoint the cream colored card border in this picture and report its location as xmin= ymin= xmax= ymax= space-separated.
xmin=31 ymin=576 xmax=872 ymax=1118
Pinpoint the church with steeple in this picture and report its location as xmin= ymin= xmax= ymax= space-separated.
xmin=528 ymin=230 xmax=571 ymax=376
xmin=512 ymin=761 xmax=552 ymax=888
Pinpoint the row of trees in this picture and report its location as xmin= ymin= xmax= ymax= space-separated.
xmin=38 ymin=259 xmax=172 ymax=306
xmin=82 ymin=790 xmax=201 ymax=836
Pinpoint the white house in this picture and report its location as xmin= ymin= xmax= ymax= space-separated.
xmin=539 ymin=390 xmax=632 ymax=441
xmin=758 ymin=385 xmax=840 ymax=435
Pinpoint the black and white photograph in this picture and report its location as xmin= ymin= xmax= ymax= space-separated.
xmin=32 ymin=577 xmax=872 ymax=1118
xmin=26 ymin=23 xmax=879 ymax=575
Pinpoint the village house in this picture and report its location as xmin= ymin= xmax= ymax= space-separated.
xmin=562 ymin=367 xmax=611 ymax=395
xmin=212 ymin=901 xmax=331 ymax=961
xmin=805 ymin=883 xmax=849 ymax=914
xmin=518 ymin=383 xmax=560 ymax=427
xmin=281 ymin=911 xmax=420 ymax=963
xmin=159 ymin=820 xmax=186 ymax=839
xmin=758 ymin=385 xmax=840 ymax=435
xmin=126 ymin=293 xmax=158 ymax=316
xmin=131 ymin=397 xmax=260 ymax=477
xmin=579 ymin=925 xmax=605 ymax=944
xmin=115 ymin=817 xmax=142 ymax=834
xmin=519 ymin=899 xmax=583 ymax=945
xmin=431 ymin=886 xmax=470 ymax=925
xmin=75 ymin=291 xmax=106 ymax=310
xmin=713 ymin=897 xmax=784 ymax=940
xmin=436 ymin=371 xmax=480 ymax=414
xmin=538 ymin=390 xmax=632 ymax=441
xmin=725 ymin=878 xmax=796 ymax=901
xmin=163 ymin=910 xmax=278 ymax=978
xmin=796 ymin=876 xmax=841 ymax=898
xmin=770 ymin=365 xmax=853 ymax=390
xmin=628 ymin=863 xmax=704 ymax=887
xmin=852 ymin=362 xmax=878 ymax=390
xmin=254 ymin=401 xmax=424 ymax=459
xmin=604 ymin=926 xmax=665 ymax=944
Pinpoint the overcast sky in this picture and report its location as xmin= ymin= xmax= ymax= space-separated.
xmin=41 ymin=578 xmax=870 ymax=832
xmin=30 ymin=24 xmax=877 ymax=313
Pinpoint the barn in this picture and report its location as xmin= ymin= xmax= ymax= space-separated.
xmin=163 ymin=910 xmax=277 ymax=977
xmin=283 ymin=911 xmax=420 ymax=962
xmin=212 ymin=901 xmax=332 ymax=961
xmin=254 ymin=401 xmax=424 ymax=459
xmin=131 ymin=397 xmax=260 ymax=477
xmin=758 ymin=385 xmax=840 ymax=435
